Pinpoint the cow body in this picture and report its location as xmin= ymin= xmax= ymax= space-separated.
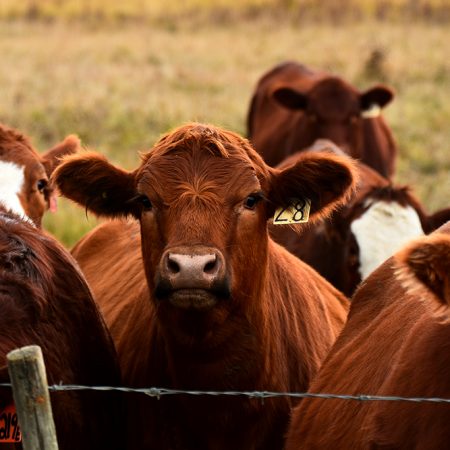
xmin=0 ymin=124 xmax=124 ymax=450
xmin=54 ymin=123 xmax=356 ymax=449
xmin=0 ymin=211 xmax=124 ymax=450
xmin=285 ymin=222 xmax=450 ymax=449
xmin=270 ymin=144 xmax=450 ymax=296
xmin=247 ymin=61 xmax=396 ymax=178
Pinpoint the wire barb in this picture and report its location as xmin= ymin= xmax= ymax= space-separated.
xmin=0 ymin=383 xmax=450 ymax=404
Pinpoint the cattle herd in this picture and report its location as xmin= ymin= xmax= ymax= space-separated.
xmin=0 ymin=61 xmax=449 ymax=449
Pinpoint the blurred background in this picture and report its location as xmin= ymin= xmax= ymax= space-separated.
xmin=0 ymin=0 xmax=449 ymax=246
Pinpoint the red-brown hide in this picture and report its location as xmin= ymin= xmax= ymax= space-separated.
xmin=53 ymin=123 xmax=355 ymax=450
xmin=0 ymin=124 xmax=80 ymax=227
xmin=0 ymin=209 xmax=124 ymax=450
xmin=247 ymin=61 xmax=396 ymax=178
xmin=285 ymin=222 xmax=450 ymax=449
xmin=270 ymin=145 xmax=450 ymax=296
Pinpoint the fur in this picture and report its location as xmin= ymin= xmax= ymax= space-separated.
xmin=54 ymin=122 xmax=354 ymax=450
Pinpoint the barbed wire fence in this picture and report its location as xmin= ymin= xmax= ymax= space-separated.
xmin=4 ymin=383 xmax=450 ymax=405
xmin=5 ymin=345 xmax=450 ymax=449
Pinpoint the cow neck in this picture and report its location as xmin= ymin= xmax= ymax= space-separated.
xmin=153 ymin=263 xmax=272 ymax=389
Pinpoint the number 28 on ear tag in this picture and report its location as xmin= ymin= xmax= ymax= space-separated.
xmin=273 ymin=198 xmax=311 ymax=225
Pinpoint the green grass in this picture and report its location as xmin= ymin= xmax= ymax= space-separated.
xmin=0 ymin=16 xmax=448 ymax=247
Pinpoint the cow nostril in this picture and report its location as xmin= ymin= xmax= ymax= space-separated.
xmin=167 ymin=257 xmax=180 ymax=274
xmin=204 ymin=259 xmax=217 ymax=274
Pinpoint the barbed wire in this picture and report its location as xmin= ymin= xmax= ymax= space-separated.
xmin=1 ymin=382 xmax=450 ymax=404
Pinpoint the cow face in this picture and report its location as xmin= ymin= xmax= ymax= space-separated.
xmin=53 ymin=123 xmax=356 ymax=340
xmin=324 ymin=170 xmax=429 ymax=295
xmin=272 ymin=77 xmax=393 ymax=158
xmin=0 ymin=126 xmax=80 ymax=227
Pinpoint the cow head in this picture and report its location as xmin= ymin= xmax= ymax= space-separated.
xmin=0 ymin=125 xmax=81 ymax=227
xmin=272 ymin=77 xmax=394 ymax=158
xmin=53 ymin=123 xmax=356 ymax=343
xmin=315 ymin=158 xmax=450 ymax=295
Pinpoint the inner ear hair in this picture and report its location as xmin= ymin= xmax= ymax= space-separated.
xmin=52 ymin=152 xmax=137 ymax=218
xmin=267 ymin=153 xmax=358 ymax=224
xmin=397 ymin=233 xmax=450 ymax=305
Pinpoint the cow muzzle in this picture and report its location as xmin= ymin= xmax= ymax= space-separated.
xmin=154 ymin=247 xmax=230 ymax=310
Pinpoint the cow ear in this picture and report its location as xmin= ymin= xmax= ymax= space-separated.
xmin=272 ymin=86 xmax=308 ymax=110
xmin=41 ymin=135 xmax=82 ymax=176
xmin=52 ymin=152 xmax=138 ymax=218
xmin=360 ymin=85 xmax=394 ymax=111
xmin=267 ymin=152 xmax=357 ymax=224
xmin=422 ymin=208 xmax=450 ymax=234
xmin=397 ymin=233 xmax=450 ymax=306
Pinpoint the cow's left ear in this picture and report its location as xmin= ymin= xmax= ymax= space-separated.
xmin=360 ymin=85 xmax=394 ymax=111
xmin=267 ymin=152 xmax=357 ymax=224
xmin=397 ymin=232 xmax=450 ymax=306
xmin=41 ymin=135 xmax=82 ymax=176
xmin=272 ymin=86 xmax=308 ymax=110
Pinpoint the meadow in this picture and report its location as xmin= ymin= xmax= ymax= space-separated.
xmin=0 ymin=2 xmax=449 ymax=246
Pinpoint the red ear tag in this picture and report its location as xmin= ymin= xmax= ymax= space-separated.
xmin=49 ymin=195 xmax=58 ymax=213
xmin=0 ymin=404 xmax=21 ymax=443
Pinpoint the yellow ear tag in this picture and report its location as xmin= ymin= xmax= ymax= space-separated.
xmin=361 ymin=103 xmax=381 ymax=119
xmin=273 ymin=198 xmax=311 ymax=225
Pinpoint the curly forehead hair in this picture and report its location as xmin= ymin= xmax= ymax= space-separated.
xmin=141 ymin=122 xmax=271 ymax=178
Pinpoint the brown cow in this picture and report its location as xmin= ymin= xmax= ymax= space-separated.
xmin=247 ymin=61 xmax=396 ymax=178
xmin=270 ymin=142 xmax=450 ymax=296
xmin=0 ymin=128 xmax=125 ymax=450
xmin=285 ymin=222 xmax=450 ymax=449
xmin=0 ymin=211 xmax=125 ymax=450
xmin=53 ymin=123 xmax=355 ymax=450
xmin=0 ymin=123 xmax=80 ymax=227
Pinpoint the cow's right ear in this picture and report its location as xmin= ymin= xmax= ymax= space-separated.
xmin=272 ymin=86 xmax=308 ymax=110
xmin=397 ymin=232 xmax=450 ymax=306
xmin=52 ymin=152 xmax=138 ymax=218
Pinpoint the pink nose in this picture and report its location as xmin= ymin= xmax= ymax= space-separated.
xmin=158 ymin=247 xmax=226 ymax=290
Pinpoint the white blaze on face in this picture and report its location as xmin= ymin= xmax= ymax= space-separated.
xmin=0 ymin=161 xmax=28 ymax=219
xmin=351 ymin=200 xmax=424 ymax=280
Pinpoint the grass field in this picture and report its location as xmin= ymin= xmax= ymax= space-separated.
xmin=0 ymin=8 xmax=449 ymax=246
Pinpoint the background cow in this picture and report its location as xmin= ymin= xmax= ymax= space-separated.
xmin=247 ymin=61 xmax=396 ymax=178
xmin=53 ymin=122 xmax=355 ymax=450
xmin=270 ymin=142 xmax=450 ymax=296
xmin=285 ymin=222 xmax=450 ymax=449
xmin=0 ymin=124 xmax=81 ymax=227
xmin=0 ymin=125 xmax=124 ymax=450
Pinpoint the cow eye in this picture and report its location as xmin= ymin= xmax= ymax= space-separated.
xmin=244 ymin=194 xmax=262 ymax=210
xmin=138 ymin=195 xmax=153 ymax=211
xmin=37 ymin=179 xmax=48 ymax=192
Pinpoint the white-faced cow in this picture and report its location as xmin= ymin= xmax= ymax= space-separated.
xmin=285 ymin=221 xmax=450 ymax=449
xmin=53 ymin=122 xmax=356 ymax=450
xmin=0 ymin=124 xmax=125 ymax=450
xmin=247 ymin=61 xmax=396 ymax=178
xmin=270 ymin=142 xmax=450 ymax=296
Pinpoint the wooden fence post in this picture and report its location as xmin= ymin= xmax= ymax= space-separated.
xmin=7 ymin=345 xmax=59 ymax=450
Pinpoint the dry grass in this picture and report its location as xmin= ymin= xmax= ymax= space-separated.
xmin=0 ymin=15 xmax=448 ymax=246
xmin=1 ymin=0 xmax=450 ymax=23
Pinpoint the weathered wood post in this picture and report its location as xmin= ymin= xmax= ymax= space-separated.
xmin=7 ymin=345 xmax=59 ymax=450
